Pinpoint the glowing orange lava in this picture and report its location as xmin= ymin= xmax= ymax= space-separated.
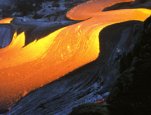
xmin=0 ymin=18 xmax=12 ymax=24
xmin=0 ymin=0 xmax=151 ymax=108
xmin=67 ymin=0 xmax=135 ymax=20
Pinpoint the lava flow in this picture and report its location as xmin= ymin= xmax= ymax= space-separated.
xmin=0 ymin=0 xmax=151 ymax=109
xmin=0 ymin=18 xmax=13 ymax=24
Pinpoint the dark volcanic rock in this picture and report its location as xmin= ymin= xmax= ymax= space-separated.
xmin=0 ymin=0 xmax=15 ymax=9
xmin=103 ymin=0 xmax=151 ymax=11
xmin=106 ymin=16 xmax=151 ymax=115
xmin=0 ymin=24 xmax=14 ymax=48
xmin=69 ymin=103 xmax=109 ymax=115
xmin=15 ymin=0 xmax=44 ymax=16
xmin=0 ymin=0 xmax=87 ymax=22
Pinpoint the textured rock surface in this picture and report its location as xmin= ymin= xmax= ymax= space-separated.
xmin=107 ymin=16 xmax=151 ymax=115
xmin=0 ymin=25 xmax=14 ymax=48
xmin=103 ymin=0 xmax=151 ymax=11
xmin=69 ymin=103 xmax=109 ymax=115
xmin=0 ymin=0 xmax=87 ymax=22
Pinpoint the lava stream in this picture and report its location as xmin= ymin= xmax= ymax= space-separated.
xmin=0 ymin=0 xmax=150 ymax=109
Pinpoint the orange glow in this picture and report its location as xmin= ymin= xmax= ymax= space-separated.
xmin=67 ymin=0 xmax=135 ymax=20
xmin=0 ymin=0 xmax=151 ymax=108
xmin=0 ymin=18 xmax=13 ymax=24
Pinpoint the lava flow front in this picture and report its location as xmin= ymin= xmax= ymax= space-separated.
xmin=0 ymin=0 xmax=151 ymax=109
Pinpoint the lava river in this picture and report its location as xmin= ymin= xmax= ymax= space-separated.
xmin=0 ymin=0 xmax=151 ymax=109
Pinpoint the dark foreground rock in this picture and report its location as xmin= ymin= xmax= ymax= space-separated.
xmin=103 ymin=0 xmax=151 ymax=11
xmin=106 ymin=16 xmax=151 ymax=115
xmin=69 ymin=103 xmax=109 ymax=115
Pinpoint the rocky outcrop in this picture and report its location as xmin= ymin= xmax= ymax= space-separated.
xmin=0 ymin=25 xmax=14 ymax=48
xmin=103 ymin=0 xmax=151 ymax=11
xmin=69 ymin=103 xmax=109 ymax=115
xmin=107 ymin=16 xmax=151 ymax=115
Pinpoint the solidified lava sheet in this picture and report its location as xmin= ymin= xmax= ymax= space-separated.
xmin=0 ymin=0 xmax=151 ymax=114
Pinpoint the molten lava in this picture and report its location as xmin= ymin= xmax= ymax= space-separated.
xmin=0 ymin=18 xmax=12 ymax=24
xmin=0 ymin=0 xmax=151 ymax=109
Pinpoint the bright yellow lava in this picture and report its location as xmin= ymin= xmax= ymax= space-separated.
xmin=0 ymin=0 xmax=151 ymax=109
